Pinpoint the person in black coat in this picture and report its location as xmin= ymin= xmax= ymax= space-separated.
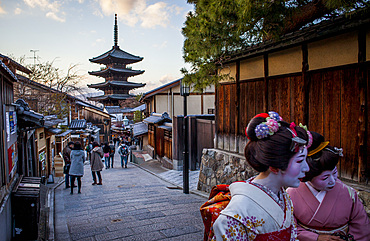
xmin=102 ymin=142 xmax=111 ymax=169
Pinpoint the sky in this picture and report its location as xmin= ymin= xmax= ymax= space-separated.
xmin=0 ymin=0 xmax=194 ymax=95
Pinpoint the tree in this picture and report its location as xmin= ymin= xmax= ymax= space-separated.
xmin=15 ymin=56 xmax=85 ymax=118
xmin=182 ymin=0 xmax=369 ymax=90
xmin=28 ymin=59 xmax=83 ymax=94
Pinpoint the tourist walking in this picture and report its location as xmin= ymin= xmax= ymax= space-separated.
xmin=102 ymin=142 xmax=111 ymax=169
xmin=62 ymin=141 xmax=74 ymax=188
xmin=69 ymin=142 xmax=85 ymax=194
xmin=118 ymin=142 xmax=129 ymax=168
xmin=109 ymin=141 xmax=115 ymax=168
xmin=90 ymin=142 xmax=104 ymax=185
xmin=85 ymin=141 xmax=93 ymax=161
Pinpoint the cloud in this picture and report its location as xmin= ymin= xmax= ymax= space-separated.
xmin=153 ymin=41 xmax=167 ymax=49
xmin=140 ymin=2 xmax=169 ymax=28
xmin=24 ymin=0 xmax=65 ymax=22
xmin=0 ymin=1 xmax=6 ymax=14
xmin=14 ymin=8 xmax=22 ymax=14
xmin=158 ymin=74 xmax=175 ymax=84
xmin=46 ymin=11 xmax=65 ymax=22
xmin=91 ymin=38 xmax=105 ymax=46
xmin=97 ymin=0 xmax=181 ymax=29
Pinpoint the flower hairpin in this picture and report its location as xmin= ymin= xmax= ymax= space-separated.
xmin=299 ymin=123 xmax=313 ymax=148
xmin=254 ymin=111 xmax=282 ymax=139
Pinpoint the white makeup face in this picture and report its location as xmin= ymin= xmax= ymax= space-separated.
xmin=309 ymin=167 xmax=338 ymax=192
xmin=281 ymin=147 xmax=309 ymax=188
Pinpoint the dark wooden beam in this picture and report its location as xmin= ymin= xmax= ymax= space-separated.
xmin=302 ymin=43 xmax=310 ymax=125
xmin=264 ymin=54 xmax=269 ymax=111
xmin=236 ymin=60 xmax=240 ymax=137
xmin=358 ymin=28 xmax=367 ymax=183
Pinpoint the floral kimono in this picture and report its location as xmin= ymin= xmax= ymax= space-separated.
xmin=287 ymin=180 xmax=370 ymax=241
xmin=211 ymin=179 xmax=297 ymax=241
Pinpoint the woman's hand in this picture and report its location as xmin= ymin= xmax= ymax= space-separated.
xmin=317 ymin=234 xmax=342 ymax=241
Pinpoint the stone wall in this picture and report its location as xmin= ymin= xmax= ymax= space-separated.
xmin=198 ymin=148 xmax=370 ymax=217
xmin=197 ymin=148 xmax=257 ymax=193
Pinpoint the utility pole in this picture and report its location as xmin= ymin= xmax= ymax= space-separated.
xmin=29 ymin=50 xmax=39 ymax=66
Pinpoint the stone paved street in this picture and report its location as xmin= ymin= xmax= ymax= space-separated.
xmin=54 ymin=155 xmax=207 ymax=241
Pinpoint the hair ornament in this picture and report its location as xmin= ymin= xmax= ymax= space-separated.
xmin=308 ymin=141 xmax=330 ymax=157
xmin=254 ymin=111 xmax=282 ymax=139
xmin=287 ymin=125 xmax=307 ymax=152
xmin=325 ymin=147 xmax=344 ymax=157
xmin=299 ymin=123 xmax=313 ymax=148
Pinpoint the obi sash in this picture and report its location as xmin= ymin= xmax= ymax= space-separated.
xmin=299 ymin=222 xmax=349 ymax=235
xmin=254 ymin=226 xmax=292 ymax=241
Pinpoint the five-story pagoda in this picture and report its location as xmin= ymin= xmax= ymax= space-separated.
xmin=88 ymin=14 xmax=145 ymax=106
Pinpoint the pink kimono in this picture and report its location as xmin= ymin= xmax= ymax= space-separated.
xmin=287 ymin=180 xmax=370 ymax=241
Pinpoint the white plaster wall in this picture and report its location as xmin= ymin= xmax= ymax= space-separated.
xmin=203 ymin=95 xmax=215 ymax=114
xmin=219 ymin=63 xmax=237 ymax=83
xmin=308 ymin=32 xmax=358 ymax=70
xmin=187 ymin=95 xmax=201 ymax=115
xmin=269 ymin=46 xmax=302 ymax=76
xmin=173 ymin=95 xmax=184 ymax=116
xmin=155 ymin=95 xmax=170 ymax=114
xmin=240 ymin=56 xmax=264 ymax=80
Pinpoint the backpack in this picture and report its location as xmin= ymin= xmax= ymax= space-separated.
xmin=200 ymin=184 xmax=231 ymax=241
xmin=119 ymin=145 xmax=128 ymax=156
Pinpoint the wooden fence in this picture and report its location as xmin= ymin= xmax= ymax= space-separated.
xmin=216 ymin=63 xmax=369 ymax=182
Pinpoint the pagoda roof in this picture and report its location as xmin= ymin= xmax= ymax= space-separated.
xmin=88 ymin=81 xmax=145 ymax=89
xmin=87 ymin=94 xmax=135 ymax=102
xmin=88 ymin=67 xmax=144 ymax=78
xmin=89 ymin=46 xmax=143 ymax=65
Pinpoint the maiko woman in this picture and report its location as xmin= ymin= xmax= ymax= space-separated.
xmin=211 ymin=112 xmax=311 ymax=240
xmin=287 ymin=132 xmax=370 ymax=241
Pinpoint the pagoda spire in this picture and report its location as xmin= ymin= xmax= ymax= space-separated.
xmin=114 ymin=14 xmax=118 ymax=47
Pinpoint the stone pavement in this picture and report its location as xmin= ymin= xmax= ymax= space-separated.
xmin=53 ymin=154 xmax=208 ymax=241
xmin=137 ymin=159 xmax=203 ymax=194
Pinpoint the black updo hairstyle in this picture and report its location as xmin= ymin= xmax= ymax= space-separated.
xmin=73 ymin=141 xmax=82 ymax=150
xmin=244 ymin=114 xmax=309 ymax=172
xmin=301 ymin=131 xmax=340 ymax=182
xmin=92 ymin=142 xmax=99 ymax=148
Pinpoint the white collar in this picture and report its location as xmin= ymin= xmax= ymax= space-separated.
xmin=305 ymin=182 xmax=327 ymax=203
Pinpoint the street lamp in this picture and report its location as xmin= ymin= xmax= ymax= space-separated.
xmin=180 ymin=80 xmax=190 ymax=194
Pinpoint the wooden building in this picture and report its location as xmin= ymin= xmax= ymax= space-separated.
xmin=88 ymin=14 xmax=145 ymax=106
xmin=140 ymin=78 xmax=215 ymax=170
xmin=0 ymin=59 xmax=18 ymax=240
xmin=72 ymin=101 xmax=111 ymax=143
xmin=140 ymin=78 xmax=215 ymax=119
xmin=208 ymin=10 xmax=370 ymax=183
xmin=143 ymin=113 xmax=172 ymax=165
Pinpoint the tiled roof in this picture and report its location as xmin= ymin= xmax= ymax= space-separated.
xmin=56 ymin=129 xmax=73 ymax=137
xmin=105 ymin=106 xmax=128 ymax=114
xmin=89 ymin=46 xmax=143 ymax=65
xmin=133 ymin=122 xmax=148 ymax=137
xmin=143 ymin=112 xmax=171 ymax=124
xmin=88 ymin=67 xmax=144 ymax=77
xmin=140 ymin=78 xmax=181 ymax=101
xmin=131 ymin=104 xmax=146 ymax=112
xmin=0 ymin=60 xmax=18 ymax=81
xmin=87 ymin=94 xmax=135 ymax=101
xmin=88 ymin=81 xmax=145 ymax=89
xmin=69 ymin=119 xmax=87 ymax=129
